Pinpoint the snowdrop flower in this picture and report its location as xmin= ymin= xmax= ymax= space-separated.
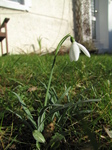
xmin=69 ymin=37 xmax=90 ymax=61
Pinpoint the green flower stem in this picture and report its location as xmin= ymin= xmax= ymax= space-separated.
xmin=44 ymin=34 xmax=71 ymax=107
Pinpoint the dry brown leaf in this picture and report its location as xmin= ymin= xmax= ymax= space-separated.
xmin=0 ymin=86 xmax=6 ymax=95
xmin=27 ymin=86 xmax=37 ymax=92
xmin=103 ymin=126 xmax=112 ymax=138
xmin=44 ymin=117 xmax=56 ymax=138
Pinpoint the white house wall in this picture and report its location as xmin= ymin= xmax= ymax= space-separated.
xmin=0 ymin=0 xmax=74 ymax=55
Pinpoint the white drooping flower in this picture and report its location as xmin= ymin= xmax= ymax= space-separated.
xmin=69 ymin=41 xmax=90 ymax=62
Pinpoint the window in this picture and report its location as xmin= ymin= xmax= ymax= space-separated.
xmin=8 ymin=0 xmax=24 ymax=5
xmin=0 ymin=0 xmax=31 ymax=11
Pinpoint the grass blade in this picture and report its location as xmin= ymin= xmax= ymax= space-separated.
xmin=13 ymin=92 xmax=37 ymax=130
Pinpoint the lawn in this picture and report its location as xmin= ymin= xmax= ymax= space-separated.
xmin=0 ymin=54 xmax=112 ymax=150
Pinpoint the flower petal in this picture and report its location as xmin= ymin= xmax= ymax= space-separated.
xmin=69 ymin=42 xmax=80 ymax=61
xmin=69 ymin=44 xmax=74 ymax=61
xmin=77 ymin=42 xmax=90 ymax=58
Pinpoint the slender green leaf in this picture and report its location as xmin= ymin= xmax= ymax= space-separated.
xmin=49 ymin=133 xmax=65 ymax=149
xmin=56 ymin=86 xmax=71 ymax=104
xmin=36 ymin=141 xmax=40 ymax=150
xmin=33 ymin=130 xmax=45 ymax=143
xmin=13 ymin=92 xmax=37 ymax=129
xmin=38 ymin=113 xmax=45 ymax=132
xmin=8 ymin=109 xmax=33 ymax=131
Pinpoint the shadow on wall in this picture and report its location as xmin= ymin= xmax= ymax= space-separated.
xmin=97 ymin=30 xmax=112 ymax=54
xmin=109 ymin=30 xmax=112 ymax=53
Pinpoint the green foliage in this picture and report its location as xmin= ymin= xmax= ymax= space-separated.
xmin=0 ymin=53 xmax=112 ymax=149
xmin=8 ymin=92 xmax=46 ymax=149
xmin=38 ymin=34 xmax=71 ymax=133
xmin=13 ymin=92 xmax=37 ymax=130
xmin=49 ymin=133 xmax=65 ymax=150
xmin=33 ymin=130 xmax=45 ymax=150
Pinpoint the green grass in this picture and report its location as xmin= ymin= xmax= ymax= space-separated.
xmin=0 ymin=54 xmax=112 ymax=149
